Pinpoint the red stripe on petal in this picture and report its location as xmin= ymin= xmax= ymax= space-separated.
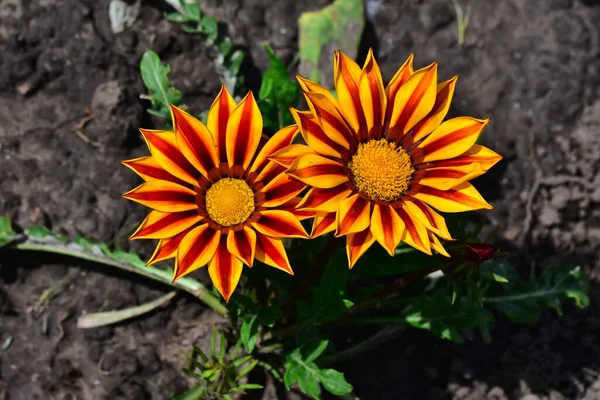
xmin=226 ymin=92 xmax=262 ymax=169
xmin=336 ymin=194 xmax=371 ymax=236
xmin=122 ymin=156 xmax=184 ymax=184
xmin=131 ymin=210 xmax=202 ymax=239
xmin=252 ymin=210 xmax=308 ymax=238
xmin=260 ymin=172 xmax=306 ymax=208
xmin=396 ymin=206 xmax=431 ymax=254
xmin=140 ymin=129 xmax=199 ymax=185
xmin=174 ymin=224 xmax=220 ymax=280
xmin=123 ymin=181 xmax=198 ymax=212
xmin=208 ymin=236 xmax=243 ymax=301
xmin=346 ymin=228 xmax=376 ymax=269
xmin=311 ymin=212 xmax=337 ymax=237
xmin=249 ymin=125 xmax=300 ymax=174
xmin=147 ymin=228 xmax=191 ymax=265
xmin=226 ymin=227 xmax=256 ymax=267
xmin=297 ymin=186 xmax=353 ymax=213
xmin=255 ymin=234 xmax=293 ymax=274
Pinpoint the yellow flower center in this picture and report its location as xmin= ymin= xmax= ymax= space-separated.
xmin=348 ymin=139 xmax=414 ymax=202
xmin=205 ymin=178 xmax=255 ymax=226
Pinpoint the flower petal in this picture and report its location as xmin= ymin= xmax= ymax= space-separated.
xmin=171 ymin=105 xmax=219 ymax=177
xmin=415 ymin=163 xmax=485 ymax=191
xmin=123 ymin=180 xmax=197 ymax=212
xmin=359 ymin=48 xmax=387 ymax=139
xmin=387 ymin=63 xmax=438 ymax=142
xmin=417 ymin=117 xmax=489 ymax=163
xmin=131 ymin=210 xmax=203 ymax=239
xmin=252 ymin=210 xmax=308 ymax=238
xmin=297 ymin=75 xmax=339 ymax=104
xmin=407 ymin=76 xmax=457 ymax=144
xmin=255 ymin=234 xmax=294 ymax=274
xmin=385 ymin=53 xmax=414 ymax=102
xmin=147 ymin=228 xmax=191 ymax=265
xmin=207 ymin=85 xmax=237 ymax=162
xmin=402 ymin=197 xmax=452 ymax=240
xmin=174 ymin=224 xmax=220 ymax=280
xmin=291 ymin=108 xmax=350 ymax=159
xmin=140 ymin=129 xmax=199 ymax=186
xmin=304 ymin=91 xmax=355 ymax=149
xmin=121 ymin=156 xmax=183 ymax=184
xmin=429 ymin=232 xmax=450 ymax=257
xmin=260 ymin=171 xmax=306 ymax=208
xmin=311 ymin=212 xmax=337 ymax=237
xmin=346 ymin=228 xmax=376 ymax=269
xmin=249 ymin=125 xmax=300 ymax=174
xmin=409 ymin=182 xmax=492 ymax=212
xmin=226 ymin=227 xmax=256 ymax=267
xmin=418 ymin=144 xmax=502 ymax=171
xmin=370 ymin=203 xmax=405 ymax=256
xmin=208 ymin=236 xmax=244 ymax=302
xmin=287 ymin=153 xmax=349 ymax=189
xmin=226 ymin=91 xmax=263 ymax=169
xmin=336 ymin=193 xmax=371 ymax=236
xmin=269 ymin=144 xmax=315 ymax=169
xmin=334 ymin=50 xmax=365 ymax=134
xmin=296 ymin=186 xmax=353 ymax=213
xmin=396 ymin=205 xmax=432 ymax=255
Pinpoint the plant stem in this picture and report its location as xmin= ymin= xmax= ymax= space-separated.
xmin=12 ymin=240 xmax=227 ymax=317
xmin=318 ymin=326 xmax=404 ymax=366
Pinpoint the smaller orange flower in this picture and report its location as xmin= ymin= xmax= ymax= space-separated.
xmin=123 ymin=86 xmax=309 ymax=301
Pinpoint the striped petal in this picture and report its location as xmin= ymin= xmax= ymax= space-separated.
xmin=385 ymin=53 xmax=414 ymax=103
xmin=255 ymin=234 xmax=293 ymax=274
xmin=147 ymin=228 xmax=191 ymax=265
xmin=226 ymin=227 xmax=256 ymax=267
xmin=346 ymin=228 xmax=376 ymax=269
xmin=207 ymin=84 xmax=237 ymax=162
xmin=417 ymin=117 xmax=489 ymax=163
xmin=291 ymin=108 xmax=350 ymax=158
xmin=269 ymin=144 xmax=315 ymax=169
xmin=402 ymin=198 xmax=452 ymax=240
xmin=226 ymin=92 xmax=263 ymax=169
xmin=370 ymin=204 xmax=405 ymax=256
xmin=396 ymin=205 xmax=432 ymax=255
xmin=387 ymin=63 xmax=438 ymax=142
xmin=334 ymin=50 xmax=365 ymax=134
xmin=429 ymin=233 xmax=450 ymax=257
xmin=304 ymin=91 xmax=355 ymax=149
xmin=174 ymin=224 xmax=220 ymax=280
xmin=121 ymin=156 xmax=183 ymax=184
xmin=407 ymin=76 xmax=457 ymax=144
xmin=336 ymin=193 xmax=371 ymax=236
xmin=287 ymin=153 xmax=348 ymax=189
xmin=359 ymin=49 xmax=386 ymax=139
xmin=208 ymin=236 xmax=244 ymax=302
xmin=311 ymin=212 xmax=337 ymax=238
xmin=171 ymin=105 xmax=219 ymax=177
xmin=416 ymin=163 xmax=485 ymax=191
xmin=140 ymin=129 xmax=199 ymax=186
xmin=131 ymin=210 xmax=202 ymax=239
xmin=297 ymin=75 xmax=340 ymax=104
xmin=409 ymin=182 xmax=492 ymax=212
xmin=250 ymin=125 xmax=300 ymax=174
xmin=260 ymin=171 xmax=306 ymax=208
xmin=418 ymin=144 xmax=502 ymax=171
xmin=252 ymin=210 xmax=308 ymax=238
xmin=123 ymin=180 xmax=197 ymax=212
xmin=279 ymin=197 xmax=314 ymax=220
xmin=296 ymin=186 xmax=353 ymax=213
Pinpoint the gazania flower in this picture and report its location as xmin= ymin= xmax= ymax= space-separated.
xmin=271 ymin=50 xmax=501 ymax=268
xmin=123 ymin=86 xmax=308 ymax=301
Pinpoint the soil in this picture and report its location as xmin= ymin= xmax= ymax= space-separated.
xmin=1 ymin=0 xmax=600 ymax=399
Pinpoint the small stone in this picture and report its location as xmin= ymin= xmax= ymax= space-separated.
xmin=550 ymin=186 xmax=570 ymax=210
xmin=572 ymin=222 xmax=587 ymax=244
xmin=588 ymin=228 xmax=600 ymax=242
xmin=539 ymin=206 xmax=560 ymax=226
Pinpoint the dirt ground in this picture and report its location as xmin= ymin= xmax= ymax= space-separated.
xmin=1 ymin=0 xmax=600 ymax=399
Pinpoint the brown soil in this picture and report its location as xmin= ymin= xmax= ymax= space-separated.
xmin=1 ymin=0 xmax=600 ymax=399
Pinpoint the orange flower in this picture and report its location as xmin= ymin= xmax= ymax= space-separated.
xmin=271 ymin=50 xmax=501 ymax=268
xmin=123 ymin=86 xmax=309 ymax=301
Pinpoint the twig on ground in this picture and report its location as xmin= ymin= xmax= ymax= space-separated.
xmin=29 ymin=269 xmax=80 ymax=314
xmin=73 ymin=113 xmax=103 ymax=148
xmin=451 ymin=0 xmax=471 ymax=46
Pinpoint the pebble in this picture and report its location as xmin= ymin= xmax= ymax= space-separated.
xmin=539 ymin=205 xmax=561 ymax=226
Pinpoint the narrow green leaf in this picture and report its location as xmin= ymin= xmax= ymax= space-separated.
xmin=173 ymin=383 xmax=206 ymax=400
xmin=0 ymin=216 xmax=17 ymax=247
xmin=240 ymin=315 xmax=258 ymax=353
xmin=284 ymin=362 xmax=300 ymax=390
xmin=238 ymin=359 xmax=259 ymax=377
xmin=302 ymin=340 xmax=329 ymax=363
xmin=237 ymin=383 xmax=263 ymax=390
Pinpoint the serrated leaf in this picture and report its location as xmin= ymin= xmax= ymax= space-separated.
xmin=140 ymin=50 xmax=182 ymax=120
xmin=318 ymin=369 xmax=353 ymax=396
xmin=240 ymin=315 xmax=258 ymax=353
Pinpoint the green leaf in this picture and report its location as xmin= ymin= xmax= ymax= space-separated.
xmin=237 ymin=359 xmax=259 ymax=377
xmin=25 ymin=226 xmax=51 ymax=238
xmin=173 ymin=383 xmax=206 ymax=400
xmin=284 ymin=361 xmax=300 ymax=390
xmin=485 ymin=265 xmax=589 ymax=324
xmin=302 ymin=340 xmax=329 ymax=363
xmin=140 ymin=50 xmax=182 ymax=120
xmin=318 ymin=369 xmax=353 ymax=396
xmin=200 ymin=15 xmax=218 ymax=41
xmin=258 ymin=45 xmax=299 ymax=131
xmin=483 ymin=259 xmax=519 ymax=287
xmin=240 ymin=315 xmax=259 ymax=353
xmin=237 ymin=383 xmax=263 ymax=390
xmin=0 ymin=216 xmax=17 ymax=247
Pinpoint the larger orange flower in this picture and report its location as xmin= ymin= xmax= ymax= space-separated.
xmin=271 ymin=50 xmax=501 ymax=268
xmin=123 ymin=86 xmax=308 ymax=301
